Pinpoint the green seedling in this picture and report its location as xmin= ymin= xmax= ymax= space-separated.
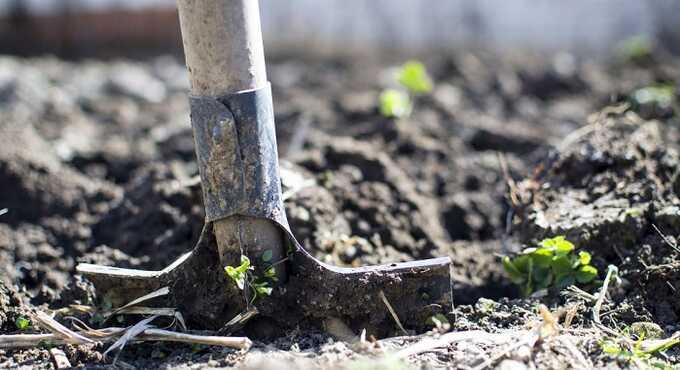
xmin=600 ymin=333 xmax=680 ymax=369
xmin=397 ymin=60 xmax=433 ymax=95
xmin=225 ymin=255 xmax=251 ymax=290
xmin=617 ymin=35 xmax=653 ymax=63
xmin=503 ymin=236 xmax=598 ymax=297
xmin=427 ymin=313 xmax=450 ymax=328
xmin=379 ymin=89 xmax=412 ymax=118
xmin=630 ymin=84 xmax=676 ymax=109
xmin=225 ymin=254 xmax=276 ymax=304
xmin=378 ymin=60 xmax=433 ymax=119
xmin=15 ymin=316 xmax=31 ymax=331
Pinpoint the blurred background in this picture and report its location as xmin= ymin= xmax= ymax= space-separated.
xmin=1 ymin=0 xmax=679 ymax=58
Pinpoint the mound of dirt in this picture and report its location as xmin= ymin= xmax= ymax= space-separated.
xmin=1 ymin=50 xmax=680 ymax=368
xmin=516 ymin=109 xmax=680 ymax=326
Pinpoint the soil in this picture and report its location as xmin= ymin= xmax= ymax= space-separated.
xmin=0 ymin=49 xmax=679 ymax=369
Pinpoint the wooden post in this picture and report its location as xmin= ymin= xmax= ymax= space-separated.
xmin=176 ymin=0 xmax=285 ymax=289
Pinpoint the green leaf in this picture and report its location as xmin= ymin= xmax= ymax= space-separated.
xmin=530 ymin=248 xmax=554 ymax=267
xmin=255 ymin=285 xmax=273 ymax=296
xmin=397 ymin=61 xmax=433 ymax=94
xmin=578 ymin=251 xmax=592 ymax=266
xmin=617 ymin=35 xmax=652 ymax=62
xmin=264 ymin=266 xmax=276 ymax=279
xmin=539 ymin=236 xmax=575 ymax=256
xmin=15 ymin=317 xmax=30 ymax=331
xmin=533 ymin=267 xmax=553 ymax=289
xmin=225 ymin=266 xmax=246 ymax=290
xmin=555 ymin=274 xmax=576 ymax=289
xmin=551 ymin=255 xmax=573 ymax=276
xmin=236 ymin=255 xmax=251 ymax=273
xmin=379 ymin=89 xmax=412 ymax=118
xmin=427 ymin=313 xmax=450 ymax=327
xmin=631 ymin=84 xmax=676 ymax=108
xmin=575 ymin=265 xmax=598 ymax=283
xmin=502 ymin=256 xmax=525 ymax=284
xmin=225 ymin=255 xmax=251 ymax=290
xmin=512 ymin=255 xmax=532 ymax=274
xmin=601 ymin=340 xmax=624 ymax=355
xmin=261 ymin=250 xmax=273 ymax=263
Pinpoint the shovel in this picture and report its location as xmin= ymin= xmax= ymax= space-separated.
xmin=77 ymin=0 xmax=452 ymax=336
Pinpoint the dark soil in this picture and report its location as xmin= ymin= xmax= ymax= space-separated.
xmin=0 ymin=49 xmax=679 ymax=368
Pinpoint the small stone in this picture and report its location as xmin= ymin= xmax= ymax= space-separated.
xmin=342 ymin=245 xmax=357 ymax=262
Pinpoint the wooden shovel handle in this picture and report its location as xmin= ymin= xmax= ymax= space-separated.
xmin=176 ymin=0 xmax=285 ymax=296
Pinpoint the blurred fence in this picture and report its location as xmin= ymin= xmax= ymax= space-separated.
xmin=1 ymin=0 xmax=679 ymax=57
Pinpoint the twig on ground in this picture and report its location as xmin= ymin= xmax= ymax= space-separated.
xmin=0 ymin=333 xmax=57 ymax=348
xmin=33 ymin=311 xmax=94 ymax=345
xmin=104 ymin=286 xmax=170 ymax=319
xmin=652 ymin=224 xmax=680 ymax=254
xmin=497 ymin=152 xmax=520 ymax=208
xmin=593 ymin=265 xmax=618 ymax=325
xmin=0 ymin=327 xmax=252 ymax=350
xmin=104 ymin=315 xmax=159 ymax=364
xmin=141 ymin=329 xmax=252 ymax=349
xmin=221 ymin=307 xmax=258 ymax=335
xmin=379 ymin=290 xmax=408 ymax=336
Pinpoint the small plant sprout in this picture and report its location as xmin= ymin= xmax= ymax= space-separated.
xmin=380 ymin=89 xmax=412 ymax=118
xmin=225 ymin=255 xmax=251 ymax=290
xmin=502 ymin=236 xmax=598 ymax=297
xmin=224 ymin=254 xmax=277 ymax=304
xmin=397 ymin=60 xmax=433 ymax=95
xmin=15 ymin=316 xmax=31 ymax=331
xmin=379 ymin=60 xmax=433 ymax=119
xmin=600 ymin=330 xmax=680 ymax=369
xmin=630 ymin=83 xmax=676 ymax=109
xmin=617 ymin=35 xmax=653 ymax=63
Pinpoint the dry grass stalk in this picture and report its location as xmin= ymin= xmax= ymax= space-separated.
xmin=104 ymin=315 xmax=159 ymax=363
xmin=378 ymin=290 xmax=408 ymax=336
xmin=33 ymin=311 xmax=94 ymax=345
xmin=141 ymin=329 xmax=252 ymax=349
xmin=104 ymin=286 xmax=170 ymax=319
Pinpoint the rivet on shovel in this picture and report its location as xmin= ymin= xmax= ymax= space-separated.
xmin=77 ymin=0 xmax=452 ymax=335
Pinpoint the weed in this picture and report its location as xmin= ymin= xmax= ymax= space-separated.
xmin=427 ymin=313 xmax=450 ymax=329
xmin=617 ymin=35 xmax=653 ymax=63
xmin=380 ymin=89 xmax=412 ymax=118
xmin=225 ymin=255 xmax=251 ymax=290
xmin=503 ymin=236 xmax=598 ymax=296
xmin=600 ymin=334 xmax=680 ymax=369
xmin=15 ymin=316 xmax=31 ymax=331
xmin=224 ymin=254 xmax=277 ymax=305
xmin=379 ymin=60 xmax=433 ymax=119
xmin=397 ymin=61 xmax=433 ymax=95
xmin=630 ymin=84 xmax=676 ymax=110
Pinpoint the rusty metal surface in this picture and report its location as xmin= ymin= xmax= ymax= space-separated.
xmin=190 ymin=84 xmax=289 ymax=229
